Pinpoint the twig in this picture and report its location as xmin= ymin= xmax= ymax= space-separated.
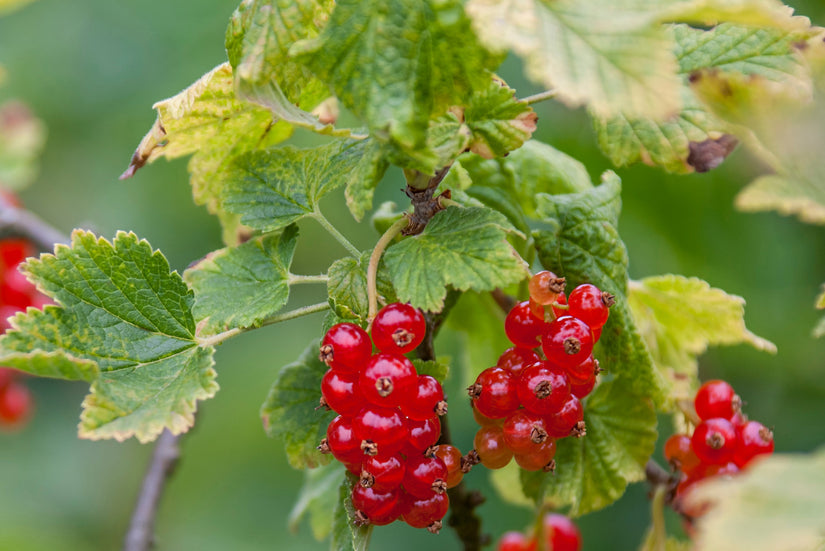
xmin=521 ymin=89 xmax=558 ymax=105
xmin=123 ymin=429 xmax=182 ymax=551
xmin=0 ymin=200 xmax=70 ymax=248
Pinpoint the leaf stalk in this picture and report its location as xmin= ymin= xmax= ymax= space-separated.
xmin=367 ymin=216 xmax=409 ymax=322
xmin=311 ymin=210 xmax=361 ymax=258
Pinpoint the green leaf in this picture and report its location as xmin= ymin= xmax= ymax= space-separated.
xmin=222 ymin=139 xmax=373 ymax=233
xmin=294 ymin=0 xmax=497 ymax=156
xmin=327 ymin=251 xmax=395 ymax=323
xmin=122 ymin=63 xmax=293 ymax=245
xmin=384 ymin=206 xmax=528 ymax=313
xmin=330 ymin=475 xmax=373 ymax=551
xmin=520 ymin=378 xmax=658 ymax=517
xmin=0 ymin=230 xmax=218 ymax=443
xmin=489 ymin=461 xmax=533 ymax=509
xmin=687 ymin=448 xmax=825 ymax=551
xmin=466 ymin=0 xmax=681 ymax=118
xmin=0 ymin=0 xmax=34 ymax=15
xmin=461 ymin=78 xmax=537 ymax=159
xmin=0 ymin=100 xmax=45 ymax=190
xmin=411 ymin=358 xmax=449 ymax=383
xmin=658 ymin=0 xmax=813 ymax=32
xmin=627 ymin=275 xmax=776 ymax=407
xmin=814 ymin=285 xmax=825 ymax=338
xmin=183 ymin=225 xmax=299 ymax=336
xmin=288 ymin=462 xmax=346 ymax=541
xmin=338 ymin=138 xmax=390 ymax=222
xmin=533 ymin=174 xmax=667 ymax=405
xmin=261 ymin=340 xmax=335 ymax=469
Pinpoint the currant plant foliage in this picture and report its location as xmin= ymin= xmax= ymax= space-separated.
xmin=1 ymin=0 xmax=825 ymax=549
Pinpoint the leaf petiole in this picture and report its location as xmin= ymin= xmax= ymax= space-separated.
xmin=368 ymin=216 xmax=410 ymax=323
xmin=310 ymin=209 xmax=361 ymax=258
xmin=198 ymin=302 xmax=331 ymax=347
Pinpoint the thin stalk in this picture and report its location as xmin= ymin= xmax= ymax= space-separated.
xmin=522 ymin=89 xmax=558 ymax=105
xmin=288 ymin=274 xmax=329 ymax=285
xmin=438 ymin=196 xmax=462 ymax=209
xmin=198 ymin=302 xmax=330 ymax=347
xmin=367 ymin=216 xmax=409 ymax=322
xmin=651 ymin=485 xmax=668 ymax=551
xmin=311 ymin=210 xmax=360 ymax=258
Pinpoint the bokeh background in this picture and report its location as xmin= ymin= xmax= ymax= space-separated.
xmin=0 ymin=1 xmax=824 ymax=549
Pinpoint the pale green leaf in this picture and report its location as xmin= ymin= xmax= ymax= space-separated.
xmin=0 ymin=100 xmax=46 ymax=190
xmin=327 ymin=251 xmax=395 ymax=322
xmin=462 ymin=78 xmax=537 ymax=159
xmin=261 ymin=340 xmax=335 ymax=469
xmin=331 ymin=475 xmax=373 ymax=551
xmin=339 ymin=138 xmax=390 ymax=222
xmin=122 ymin=63 xmax=293 ymax=245
xmin=184 ymin=225 xmax=299 ymax=336
xmin=533 ymin=174 xmax=667 ymax=405
xmin=814 ymin=285 xmax=825 ymax=338
xmin=466 ymin=0 xmax=681 ymax=118
xmin=687 ymin=448 xmax=825 ymax=551
xmin=411 ymin=358 xmax=449 ymax=383
xmin=735 ymin=174 xmax=825 ymax=224
xmin=659 ymin=0 xmax=812 ymax=32
xmin=222 ymin=139 xmax=371 ymax=233
xmin=489 ymin=461 xmax=533 ymax=508
xmin=288 ymin=462 xmax=346 ymax=541
xmin=520 ymin=378 xmax=658 ymax=517
xmin=0 ymin=230 xmax=218 ymax=443
xmin=627 ymin=275 xmax=775 ymax=408
xmin=384 ymin=206 xmax=528 ymax=313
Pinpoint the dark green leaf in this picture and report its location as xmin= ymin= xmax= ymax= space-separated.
xmin=327 ymin=251 xmax=395 ymax=323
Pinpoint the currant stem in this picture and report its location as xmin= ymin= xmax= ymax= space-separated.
xmin=521 ymin=89 xmax=558 ymax=105
xmin=198 ymin=302 xmax=330 ymax=347
xmin=438 ymin=196 xmax=462 ymax=209
xmin=676 ymin=398 xmax=701 ymax=427
xmin=311 ymin=209 xmax=361 ymax=258
xmin=367 ymin=216 xmax=409 ymax=323
xmin=650 ymin=484 xmax=668 ymax=551
xmin=288 ymin=273 xmax=329 ymax=285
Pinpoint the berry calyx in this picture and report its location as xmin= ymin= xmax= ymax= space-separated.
xmin=353 ymin=406 xmax=409 ymax=457
xmin=401 ymin=374 xmax=447 ymax=420
xmin=516 ymin=361 xmax=571 ymax=416
xmin=503 ymin=410 xmax=549 ymax=454
xmin=542 ymin=316 xmax=593 ymax=369
xmin=371 ymin=303 xmax=426 ymax=354
xmin=403 ymin=454 xmax=449 ymax=498
xmin=733 ymin=421 xmax=774 ymax=468
xmin=691 ymin=418 xmax=738 ymax=465
xmin=567 ymin=283 xmax=613 ymax=329
xmin=359 ymin=353 xmax=416 ymax=407
xmin=528 ymin=271 xmax=566 ymax=306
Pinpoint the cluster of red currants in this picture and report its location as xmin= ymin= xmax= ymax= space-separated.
xmin=467 ymin=272 xmax=612 ymax=472
xmin=665 ymin=379 xmax=775 ymax=512
xmin=496 ymin=513 xmax=582 ymax=551
xmin=0 ymin=237 xmax=46 ymax=429
xmin=317 ymin=303 xmax=460 ymax=533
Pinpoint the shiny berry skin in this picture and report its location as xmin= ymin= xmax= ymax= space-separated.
xmin=359 ymin=353 xmax=416 ymax=407
xmin=402 ymin=491 xmax=449 ymax=530
xmin=352 ymin=485 xmax=400 ymax=521
xmin=503 ymin=410 xmax=549 ymax=454
xmin=320 ymin=323 xmax=372 ymax=373
xmin=691 ymin=418 xmax=738 ymax=465
xmin=0 ymin=382 xmax=31 ymax=426
xmin=403 ymin=417 xmax=441 ymax=455
xmin=472 ymin=402 xmax=503 ymax=426
xmin=497 ymin=347 xmax=541 ymax=378
xmin=371 ymin=303 xmax=426 ymax=354
xmin=694 ymin=380 xmax=740 ymax=421
xmin=528 ymin=297 xmax=546 ymax=322
xmin=474 ymin=425 xmax=513 ymax=469
xmin=733 ymin=421 xmax=774 ymax=468
xmin=497 ymin=531 xmax=536 ymax=551
xmin=401 ymin=375 xmax=446 ymax=421
xmin=546 ymin=396 xmax=584 ymax=438
xmin=570 ymin=372 xmax=597 ymax=399
xmin=325 ymin=415 xmax=362 ymax=464
xmin=542 ymin=513 xmax=582 ymax=551
xmin=516 ymin=361 xmax=571 ymax=416
xmin=320 ymin=369 xmax=363 ymax=416
xmin=468 ymin=367 xmax=520 ymax=419
xmin=528 ymin=271 xmax=565 ymax=305
xmin=542 ymin=316 xmax=593 ymax=369
xmin=353 ymin=406 xmax=409 ymax=456
xmin=361 ymin=453 xmax=405 ymax=491
xmin=403 ymin=454 xmax=448 ymax=498
xmin=513 ymin=437 xmax=557 ymax=471
xmin=567 ymin=355 xmax=598 ymax=384
xmin=664 ymin=434 xmax=701 ymax=474
xmin=504 ymin=301 xmax=546 ymax=348
xmin=433 ymin=444 xmax=464 ymax=488
xmin=567 ymin=283 xmax=612 ymax=329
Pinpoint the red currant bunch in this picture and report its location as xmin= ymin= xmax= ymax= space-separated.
xmin=467 ymin=273 xmax=611 ymax=472
xmin=0 ymin=236 xmax=47 ymax=430
xmin=665 ymin=380 xmax=774 ymax=515
xmin=317 ymin=302 xmax=458 ymax=533
xmin=495 ymin=513 xmax=582 ymax=551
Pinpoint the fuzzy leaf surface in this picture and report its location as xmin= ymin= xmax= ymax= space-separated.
xmin=261 ymin=340 xmax=335 ymax=469
xmin=288 ymin=462 xmax=345 ymax=541
xmin=519 ymin=378 xmax=658 ymax=516
xmin=184 ymin=225 xmax=299 ymax=336
xmin=627 ymin=275 xmax=775 ymax=407
xmin=687 ymin=448 xmax=825 ymax=551
xmin=122 ymin=63 xmax=292 ymax=245
xmin=0 ymin=230 xmax=217 ymax=442
xmin=384 ymin=206 xmax=528 ymax=313
xmin=331 ymin=475 xmax=373 ymax=551
xmin=533 ymin=174 xmax=667 ymax=405
xmin=466 ymin=0 xmax=680 ymax=118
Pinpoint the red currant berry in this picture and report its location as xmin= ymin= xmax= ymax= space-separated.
xmin=568 ymin=283 xmax=613 ymax=329
xmin=570 ymin=372 xmax=597 ymax=399
xmin=361 ymin=453 xmax=405 ymax=491
xmin=401 ymin=491 xmax=449 ymax=531
xmin=403 ymin=417 xmax=441 ymax=455
xmin=474 ymin=425 xmax=513 ymax=469
xmin=497 ymin=531 xmax=536 ymax=551
xmin=542 ymin=316 xmax=593 ymax=369
xmin=694 ymin=380 xmax=741 ymax=421
xmin=468 ymin=367 xmax=520 ymax=419
xmin=663 ymin=434 xmax=701 ymax=474
xmin=503 ymin=410 xmax=549 ymax=454
xmin=528 ymin=297 xmax=546 ymax=322
xmin=513 ymin=437 xmax=557 ymax=472
xmin=497 ymin=347 xmax=540 ymax=378
xmin=320 ymin=369 xmax=364 ymax=416
xmin=545 ymin=396 xmax=584 ymax=438
xmin=472 ymin=402 xmax=503 ymax=426
xmin=516 ymin=361 xmax=571 ymax=416
xmin=542 ymin=513 xmax=582 ymax=551
xmin=403 ymin=454 xmax=448 ymax=498
xmin=567 ymin=355 xmax=598 ymax=385
xmin=359 ymin=353 xmax=416 ymax=407
xmin=401 ymin=375 xmax=447 ymax=421
xmin=353 ymin=406 xmax=409 ymax=457
xmin=733 ymin=421 xmax=774 ymax=468
xmin=528 ymin=271 xmax=566 ymax=306
xmin=371 ymin=303 xmax=426 ymax=354
xmin=352 ymin=485 xmax=400 ymax=522
xmin=0 ymin=381 xmax=30 ymax=426
xmin=0 ymin=238 xmax=32 ymax=270
xmin=691 ymin=418 xmax=738 ymax=465
xmin=433 ymin=444 xmax=463 ymax=488
xmin=323 ymin=415 xmax=362 ymax=464
xmin=504 ymin=301 xmax=546 ymax=348
xmin=320 ymin=323 xmax=372 ymax=373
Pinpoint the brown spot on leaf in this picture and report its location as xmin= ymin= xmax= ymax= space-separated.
xmin=687 ymin=134 xmax=738 ymax=173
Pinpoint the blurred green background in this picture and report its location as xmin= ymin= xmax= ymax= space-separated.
xmin=0 ymin=1 xmax=824 ymax=550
